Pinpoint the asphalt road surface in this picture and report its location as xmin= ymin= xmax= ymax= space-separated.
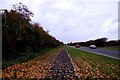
xmin=46 ymin=49 xmax=78 ymax=80
xmin=74 ymin=46 xmax=120 ymax=59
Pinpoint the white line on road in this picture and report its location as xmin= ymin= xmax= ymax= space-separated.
xmin=80 ymin=48 xmax=120 ymax=59
xmin=70 ymin=46 xmax=120 ymax=60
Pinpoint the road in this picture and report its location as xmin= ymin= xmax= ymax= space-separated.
xmin=73 ymin=46 xmax=120 ymax=59
xmin=46 ymin=49 xmax=78 ymax=80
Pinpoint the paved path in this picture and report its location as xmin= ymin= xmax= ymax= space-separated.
xmin=46 ymin=49 xmax=78 ymax=80
xmin=75 ymin=46 xmax=120 ymax=59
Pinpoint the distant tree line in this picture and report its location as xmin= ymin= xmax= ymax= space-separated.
xmin=67 ymin=38 xmax=120 ymax=47
xmin=1 ymin=3 xmax=63 ymax=59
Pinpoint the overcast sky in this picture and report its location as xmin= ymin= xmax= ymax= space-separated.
xmin=0 ymin=0 xmax=119 ymax=43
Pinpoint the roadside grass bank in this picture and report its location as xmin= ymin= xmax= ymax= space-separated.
xmin=2 ymin=46 xmax=64 ymax=79
xmin=2 ymin=46 xmax=63 ymax=69
xmin=67 ymin=47 xmax=120 ymax=79
xmin=101 ymin=46 xmax=120 ymax=51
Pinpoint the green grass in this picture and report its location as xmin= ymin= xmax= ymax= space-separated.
xmin=102 ymin=46 xmax=120 ymax=51
xmin=67 ymin=47 xmax=120 ymax=79
xmin=2 ymin=46 xmax=63 ymax=69
xmin=2 ymin=46 xmax=64 ymax=79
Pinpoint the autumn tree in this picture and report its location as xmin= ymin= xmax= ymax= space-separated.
xmin=2 ymin=3 xmax=63 ymax=59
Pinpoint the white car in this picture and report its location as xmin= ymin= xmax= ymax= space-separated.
xmin=89 ymin=45 xmax=96 ymax=49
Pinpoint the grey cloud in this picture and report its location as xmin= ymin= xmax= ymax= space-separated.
xmin=0 ymin=0 xmax=119 ymax=43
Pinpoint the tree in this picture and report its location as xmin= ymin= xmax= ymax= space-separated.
xmin=2 ymin=3 xmax=63 ymax=59
xmin=2 ymin=3 xmax=34 ymax=58
xmin=13 ymin=3 xmax=33 ymax=21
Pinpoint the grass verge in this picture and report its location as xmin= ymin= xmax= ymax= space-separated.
xmin=2 ymin=46 xmax=63 ymax=79
xmin=67 ymin=46 xmax=120 ymax=79
xmin=2 ymin=46 xmax=63 ymax=69
xmin=101 ymin=46 xmax=120 ymax=51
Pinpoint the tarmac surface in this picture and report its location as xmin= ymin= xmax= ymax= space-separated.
xmin=76 ymin=47 xmax=120 ymax=59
